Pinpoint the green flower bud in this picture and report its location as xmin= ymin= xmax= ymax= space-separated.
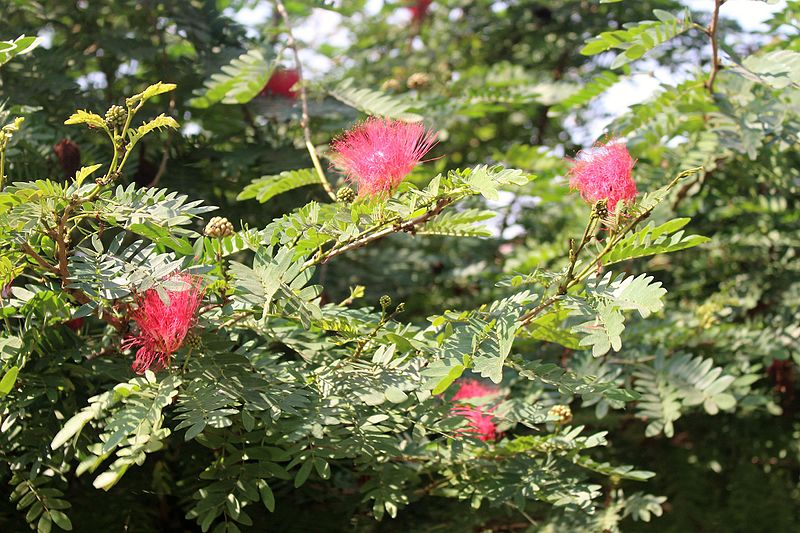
xmin=548 ymin=404 xmax=573 ymax=424
xmin=337 ymin=186 xmax=357 ymax=204
xmin=204 ymin=216 xmax=235 ymax=238
xmin=104 ymin=105 xmax=127 ymax=130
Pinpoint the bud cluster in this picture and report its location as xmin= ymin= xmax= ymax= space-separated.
xmin=204 ymin=216 xmax=234 ymax=238
xmin=337 ymin=186 xmax=357 ymax=204
xmin=185 ymin=330 xmax=203 ymax=350
xmin=104 ymin=105 xmax=127 ymax=131
xmin=548 ymin=404 xmax=573 ymax=424
xmin=407 ymin=72 xmax=431 ymax=89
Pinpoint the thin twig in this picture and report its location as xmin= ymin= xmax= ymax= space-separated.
xmin=274 ymin=0 xmax=337 ymax=201
xmin=706 ymin=0 xmax=724 ymax=93
xmin=301 ymin=197 xmax=453 ymax=271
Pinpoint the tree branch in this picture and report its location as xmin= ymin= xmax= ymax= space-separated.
xmin=301 ymin=197 xmax=454 ymax=271
xmin=274 ymin=0 xmax=337 ymax=201
xmin=706 ymin=0 xmax=724 ymax=93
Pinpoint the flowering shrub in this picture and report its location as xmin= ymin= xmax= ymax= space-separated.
xmin=1 ymin=2 xmax=798 ymax=532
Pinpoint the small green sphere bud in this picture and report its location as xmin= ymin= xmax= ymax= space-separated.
xmin=337 ymin=186 xmax=357 ymax=204
xmin=185 ymin=330 xmax=203 ymax=350
xmin=548 ymin=404 xmax=573 ymax=424
xmin=104 ymin=105 xmax=127 ymax=130
xmin=593 ymin=199 xmax=609 ymax=219
xmin=204 ymin=216 xmax=235 ymax=238
xmin=379 ymin=295 xmax=392 ymax=310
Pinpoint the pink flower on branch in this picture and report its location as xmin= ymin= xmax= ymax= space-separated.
xmin=567 ymin=140 xmax=637 ymax=212
xmin=330 ymin=117 xmax=438 ymax=197
xmin=449 ymin=379 xmax=499 ymax=442
xmin=123 ymin=273 xmax=204 ymax=374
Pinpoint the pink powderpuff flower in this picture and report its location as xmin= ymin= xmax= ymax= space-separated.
xmin=122 ymin=273 xmax=204 ymax=374
xmin=329 ymin=117 xmax=438 ymax=197
xmin=567 ymin=140 xmax=637 ymax=212
xmin=449 ymin=379 xmax=499 ymax=442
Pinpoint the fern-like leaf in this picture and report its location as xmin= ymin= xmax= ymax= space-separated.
xmin=126 ymin=82 xmax=177 ymax=106
xmin=605 ymin=218 xmax=710 ymax=265
xmin=64 ymin=110 xmax=108 ymax=132
xmin=329 ymin=79 xmax=422 ymax=122
xmin=237 ymin=168 xmax=321 ymax=203
xmin=129 ymin=113 xmax=179 ymax=144
xmin=190 ymin=49 xmax=273 ymax=108
xmin=416 ymin=209 xmax=495 ymax=237
xmin=580 ymin=9 xmax=692 ymax=69
xmin=551 ymin=71 xmax=620 ymax=113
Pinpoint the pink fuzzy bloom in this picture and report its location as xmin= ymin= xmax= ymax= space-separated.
xmin=330 ymin=117 xmax=438 ymax=197
xmin=452 ymin=379 xmax=497 ymax=401
xmin=567 ymin=140 xmax=637 ymax=211
xmin=123 ymin=273 xmax=204 ymax=374
xmin=449 ymin=379 xmax=499 ymax=442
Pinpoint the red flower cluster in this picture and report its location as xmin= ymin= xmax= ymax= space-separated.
xmin=123 ymin=273 xmax=204 ymax=374
xmin=408 ymin=0 xmax=433 ymax=25
xmin=567 ymin=140 xmax=637 ymax=212
xmin=330 ymin=117 xmax=438 ymax=197
xmin=449 ymin=379 xmax=499 ymax=442
xmin=260 ymin=68 xmax=300 ymax=99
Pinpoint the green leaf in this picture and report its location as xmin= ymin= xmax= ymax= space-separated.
xmin=259 ymin=482 xmax=275 ymax=512
xmin=429 ymin=362 xmax=467 ymax=395
xmin=0 ymin=35 xmax=42 ymax=67
xmin=587 ymin=272 xmax=667 ymax=318
xmin=294 ymin=459 xmax=313 ymax=488
xmin=64 ymin=110 xmax=108 ymax=131
xmin=551 ymin=71 xmax=620 ymax=114
xmin=129 ymin=114 xmax=179 ymax=144
xmin=580 ymin=9 xmax=692 ymax=68
xmin=73 ymin=164 xmax=104 ymax=187
xmin=237 ymin=169 xmax=321 ymax=203
xmin=416 ymin=209 xmax=495 ymax=238
xmin=522 ymin=308 xmax=582 ymax=350
xmin=605 ymin=218 xmax=710 ymax=265
xmin=37 ymin=513 xmax=52 ymax=533
xmin=0 ymin=365 xmax=19 ymax=395
xmin=126 ymin=82 xmax=177 ymax=106
xmin=329 ymin=78 xmax=422 ymax=122
xmin=51 ymin=410 xmax=96 ymax=449
xmin=190 ymin=49 xmax=273 ymax=108
xmin=384 ymin=386 xmax=409 ymax=403
xmin=49 ymin=511 xmax=72 ymax=531
xmin=730 ymin=49 xmax=800 ymax=89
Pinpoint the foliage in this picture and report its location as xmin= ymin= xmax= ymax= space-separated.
xmin=1 ymin=1 xmax=798 ymax=531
